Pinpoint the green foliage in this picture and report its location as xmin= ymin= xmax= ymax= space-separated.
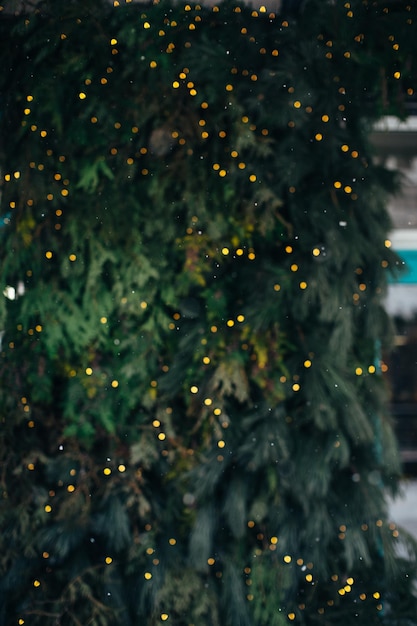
xmin=1 ymin=0 xmax=417 ymax=625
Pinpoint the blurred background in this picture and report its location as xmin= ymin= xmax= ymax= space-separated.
xmin=372 ymin=112 xmax=417 ymax=537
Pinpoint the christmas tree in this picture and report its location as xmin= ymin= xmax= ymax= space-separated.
xmin=1 ymin=0 xmax=417 ymax=624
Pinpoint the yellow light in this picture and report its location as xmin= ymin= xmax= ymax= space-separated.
xmin=293 ymin=101 xmax=301 ymax=108
xmin=143 ymin=21 xmax=151 ymax=29
xmin=69 ymin=254 xmax=77 ymax=261
xmin=169 ymin=538 xmax=177 ymax=545
xmin=291 ymin=264 xmax=298 ymax=271
xmin=203 ymin=356 xmax=210 ymax=364
xmin=190 ymin=386 xmax=198 ymax=394
xmin=227 ymin=320 xmax=235 ymax=327
xmin=304 ymin=360 xmax=312 ymax=368
xmin=368 ymin=365 xmax=376 ymax=374
xmin=100 ymin=316 xmax=107 ymax=324
xmin=222 ymin=247 xmax=230 ymax=255
xmin=322 ymin=114 xmax=329 ymax=122
xmin=67 ymin=485 xmax=75 ymax=493
xmin=160 ymin=614 xmax=169 ymax=621
xmin=103 ymin=468 xmax=112 ymax=475
xmin=158 ymin=433 xmax=166 ymax=441
xmin=271 ymin=536 xmax=278 ymax=544
xmin=144 ymin=572 xmax=152 ymax=579
xmin=393 ymin=71 xmax=401 ymax=79
xmin=355 ymin=367 xmax=363 ymax=375
xmin=78 ymin=92 xmax=87 ymax=100
xmin=237 ymin=314 xmax=245 ymax=322
xmin=334 ymin=181 xmax=342 ymax=189
xmin=306 ymin=574 xmax=313 ymax=582
xmin=118 ymin=464 xmax=126 ymax=472
xmin=111 ymin=380 xmax=119 ymax=388
xmin=140 ymin=301 xmax=148 ymax=309
xmin=217 ymin=440 xmax=225 ymax=448
xmin=288 ymin=614 xmax=296 ymax=621
xmin=225 ymin=84 xmax=233 ymax=91
xmin=204 ymin=398 xmax=213 ymax=406
xmin=341 ymin=144 xmax=349 ymax=152
xmin=110 ymin=38 xmax=118 ymax=45
xmin=105 ymin=556 xmax=113 ymax=564
xmin=172 ymin=81 xmax=180 ymax=88
xmin=45 ymin=251 xmax=53 ymax=259
xmin=44 ymin=505 xmax=52 ymax=513
xmin=33 ymin=580 xmax=41 ymax=587
xmin=249 ymin=174 xmax=257 ymax=182
xmin=315 ymin=133 xmax=323 ymax=141
xmin=292 ymin=383 xmax=300 ymax=392
xmin=213 ymin=408 xmax=222 ymax=416
xmin=373 ymin=592 xmax=381 ymax=599
xmin=344 ymin=185 xmax=352 ymax=193
xmin=384 ymin=239 xmax=392 ymax=248
xmin=208 ymin=557 xmax=215 ymax=565
xmin=85 ymin=367 xmax=93 ymax=375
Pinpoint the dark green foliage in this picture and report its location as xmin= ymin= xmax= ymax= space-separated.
xmin=1 ymin=0 xmax=417 ymax=624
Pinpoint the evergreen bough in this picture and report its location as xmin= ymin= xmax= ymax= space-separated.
xmin=1 ymin=0 xmax=417 ymax=624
